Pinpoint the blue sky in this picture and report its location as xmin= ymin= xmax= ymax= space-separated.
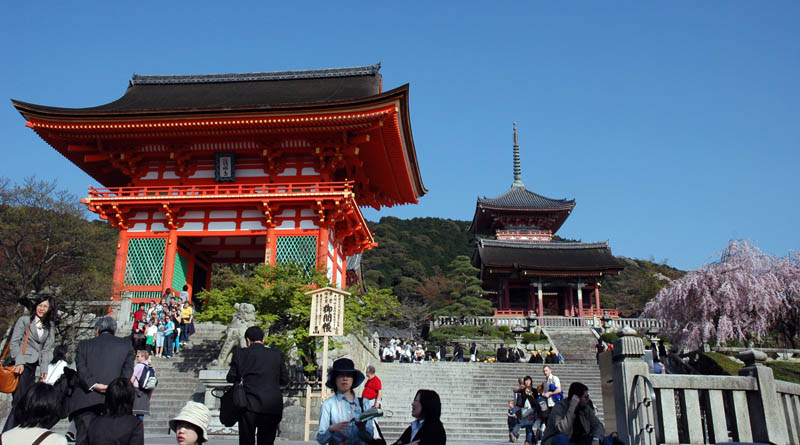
xmin=1 ymin=2 xmax=797 ymax=271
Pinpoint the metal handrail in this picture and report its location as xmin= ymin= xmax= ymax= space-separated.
xmin=629 ymin=374 xmax=660 ymax=445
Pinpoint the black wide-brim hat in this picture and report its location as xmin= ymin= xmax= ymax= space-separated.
xmin=325 ymin=358 xmax=366 ymax=390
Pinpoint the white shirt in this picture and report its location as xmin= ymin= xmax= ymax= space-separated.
xmin=1 ymin=427 xmax=67 ymax=445
xmin=44 ymin=361 xmax=67 ymax=385
xmin=145 ymin=324 xmax=158 ymax=337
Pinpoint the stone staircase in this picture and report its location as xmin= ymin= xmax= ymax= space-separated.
xmin=373 ymin=362 xmax=603 ymax=443
xmin=545 ymin=327 xmax=599 ymax=363
xmin=142 ymin=322 xmax=226 ymax=435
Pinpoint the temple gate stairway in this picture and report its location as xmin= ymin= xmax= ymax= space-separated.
xmin=373 ymin=362 xmax=604 ymax=443
xmin=544 ymin=327 xmax=601 ymax=363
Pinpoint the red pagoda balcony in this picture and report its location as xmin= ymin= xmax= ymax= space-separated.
xmin=84 ymin=181 xmax=354 ymax=204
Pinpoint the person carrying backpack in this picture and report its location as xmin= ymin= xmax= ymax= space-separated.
xmin=130 ymin=350 xmax=156 ymax=420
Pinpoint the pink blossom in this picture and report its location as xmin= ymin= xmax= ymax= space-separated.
xmin=643 ymin=240 xmax=785 ymax=348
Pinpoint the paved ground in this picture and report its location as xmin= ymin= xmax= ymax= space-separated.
xmin=145 ymin=435 xmax=508 ymax=444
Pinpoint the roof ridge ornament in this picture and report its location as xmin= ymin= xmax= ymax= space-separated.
xmin=512 ymin=122 xmax=525 ymax=188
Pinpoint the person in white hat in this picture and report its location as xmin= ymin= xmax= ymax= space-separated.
xmin=170 ymin=401 xmax=210 ymax=445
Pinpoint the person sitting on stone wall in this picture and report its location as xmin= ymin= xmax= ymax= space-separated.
xmin=542 ymin=382 xmax=605 ymax=445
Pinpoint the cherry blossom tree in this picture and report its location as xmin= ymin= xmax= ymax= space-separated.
xmin=773 ymin=252 xmax=800 ymax=348
xmin=643 ymin=240 xmax=784 ymax=348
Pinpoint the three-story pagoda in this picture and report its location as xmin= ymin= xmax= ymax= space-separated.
xmin=469 ymin=124 xmax=622 ymax=318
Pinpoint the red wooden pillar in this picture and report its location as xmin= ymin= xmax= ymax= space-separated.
xmin=112 ymin=230 xmax=130 ymax=300
xmin=162 ymin=229 xmax=178 ymax=292
xmin=317 ymin=225 xmax=329 ymax=271
xmin=594 ymin=285 xmax=601 ymax=316
xmin=568 ymin=287 xmax=574 ymax=317
xmin=265 ymin=225 xmax=276 ymax=266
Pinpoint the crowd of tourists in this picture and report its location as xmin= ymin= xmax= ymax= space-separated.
xmin=131 ymin=286 xmax=195 ymax=359
xmin=507 ymin=365 xmax=612 ymax=445
xmin=380 ymin=337 xmax=565 ymax=365
xmin=0 ymin=295 xmax=211 ymax=444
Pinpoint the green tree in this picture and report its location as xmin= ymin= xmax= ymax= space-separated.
xmin=197 ymin=263 xmax=401 ymax=371
xmin=422 ymin=255 xmax=493 ymax=317
xmin=0 ymin=177 xmax=116 ymax=343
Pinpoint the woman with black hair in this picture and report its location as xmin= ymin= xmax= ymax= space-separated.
xmin=0 ymin=382 xmax=66 ymax=444
xmin=43 ymin=345 xmax=79 ymax=421
xmin=2 ymin=295 xmax=57 ymax=432
xmin=392 ymin=389 xmax=446 ymax=445
xmin=512 ymin=376 xmax=541 ymax=445
xmin=87 ymin=377 xmax=144 ymax=445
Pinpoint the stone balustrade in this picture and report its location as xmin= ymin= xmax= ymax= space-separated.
xmin=606 ymin=333 xmax=795 ymax=444
xmin=431 ymin=314 xmax=667 ymax=331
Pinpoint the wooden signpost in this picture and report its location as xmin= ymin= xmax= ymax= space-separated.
xmin=303 ymin=287 xmax=349 ymax=441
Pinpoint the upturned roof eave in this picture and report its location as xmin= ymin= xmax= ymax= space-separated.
xmin=476 ymin=202 xmax=576 ymax=212
xmin=11 ymin=84 xmax=412 ymax=121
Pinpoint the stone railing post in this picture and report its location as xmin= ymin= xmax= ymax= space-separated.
xmin=737 ymin=349 xmax=788 ymax=444
xmin=611 ymin=327 xmax=650 ymax=443
xmin=117 ymin=291 xmax=132 ymax=325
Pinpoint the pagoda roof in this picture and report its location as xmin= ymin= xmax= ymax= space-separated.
xmin=468 ymin=186 xmax=575 ymax=236
xmin=471 ymin=239 xmax=623 ymax=275
xmin=12 ymin=64 xmax=383 ymax=116
xmin=11 ymin=64 xmax=426 ymax=209
xmin=477 ymin=185 xmax=575 ymax=210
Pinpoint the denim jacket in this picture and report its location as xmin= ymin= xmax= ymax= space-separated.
xmin=317 ymin=392 xmax=374 ymax=444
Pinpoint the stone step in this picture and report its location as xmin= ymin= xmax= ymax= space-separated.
xmin=372 ymin=360 xmax=604 ymax=441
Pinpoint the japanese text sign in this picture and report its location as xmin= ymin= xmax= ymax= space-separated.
xmin=307 ymin=287 xmax=349 ymax=337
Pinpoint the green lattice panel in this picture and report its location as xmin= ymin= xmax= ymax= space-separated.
xmin=129 ymin=291 xmax=161 ymax=321
xmin=172 ymin=252 xmax=189 ymax=291
xmin=124 ymin=238 xmax=166 ymax=286
xmin=276 ymin=236 xmax=317 ymax=277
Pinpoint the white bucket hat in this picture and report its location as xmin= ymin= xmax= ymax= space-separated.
xmin=169 ymin=401 xmax=210 ymax=441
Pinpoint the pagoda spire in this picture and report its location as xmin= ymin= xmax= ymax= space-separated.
xmin=512 ymin=122 xmax=525 ymax=188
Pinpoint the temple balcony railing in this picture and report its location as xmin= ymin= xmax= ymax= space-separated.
xmin=431 ymin=314 xmax=666 ymax=330
xmin=83 ymin=181 xmax=355 ymax=204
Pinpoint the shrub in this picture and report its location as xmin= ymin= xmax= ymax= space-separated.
xmin=522 ymin=332 xmax=544 ymax=344
xmin=601 ymin=332 xmax=619 ymax=344
xmin=695 ymin=352 xmax=742 ymax=376
xmin=765 ymin=361 xmax=800 ymax=385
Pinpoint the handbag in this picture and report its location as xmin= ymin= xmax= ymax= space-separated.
xmin=231 ymin=378 xmax=248 ymax=410
xmin=218 ymin=386 xmax=239 ymax=427
xmin=0 ymin=324 xmax=31 ymax=394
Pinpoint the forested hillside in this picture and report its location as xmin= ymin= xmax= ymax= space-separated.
xmin=362 ymin=216 xmax=684 ymax=316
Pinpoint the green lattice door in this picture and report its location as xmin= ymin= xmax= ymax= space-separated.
xmin=276 ymin=236 xmax=317 ymax=277
xmin=124 ymin=238 xmax=167 ymax=286
xmin=172 ymin=252 xmax=189 ymax=291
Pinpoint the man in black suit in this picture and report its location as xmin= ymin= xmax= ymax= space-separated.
xmin=227 ymin=326 xmax=288 ymax=445
xmin=71 ymin=316 xmax=135 ymax=445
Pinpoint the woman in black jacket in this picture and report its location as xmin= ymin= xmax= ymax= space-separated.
xmin=392 ymin=389 xmax=446 ymax=444
xmin=87 ymin=377 xmax=144 ymax=445
xmin=512 ymin=376 xmax=540 ymax=445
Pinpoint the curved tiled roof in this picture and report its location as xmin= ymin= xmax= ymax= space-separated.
xmin=478 ymin=185 xmax=575 ymax=210
xmin=12 ymin=64 xmax=383 ymax=115
xmin=472 ymin=238 xmax=623 ymax=273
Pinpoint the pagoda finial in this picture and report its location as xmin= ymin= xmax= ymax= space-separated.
xmin=512 ymin=122 xmax=525 ymax=188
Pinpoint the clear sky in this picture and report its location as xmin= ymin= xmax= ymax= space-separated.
xmin=1 ymin=2 xmax=797 ymax=271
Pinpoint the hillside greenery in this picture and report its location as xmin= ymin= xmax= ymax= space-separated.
xmin=362 ymin=216 xmax=684 ymax=319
